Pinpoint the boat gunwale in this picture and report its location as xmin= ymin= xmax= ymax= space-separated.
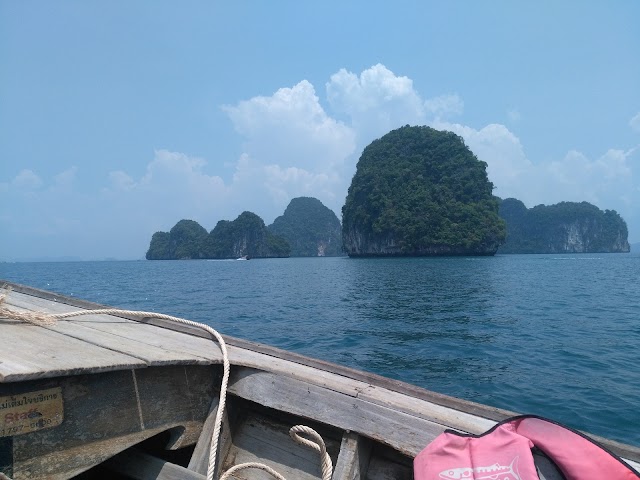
xmin=2 ymin=279 xmax=640 ymax=464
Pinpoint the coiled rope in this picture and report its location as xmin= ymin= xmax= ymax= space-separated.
xmin=0 ymin=288 xmax=332 ymax=480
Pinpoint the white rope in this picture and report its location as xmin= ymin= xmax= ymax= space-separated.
xmin=0 ymin=289 xmax=332 ymax=480
xmin=290 ymin=425 xmax=333 ymax=480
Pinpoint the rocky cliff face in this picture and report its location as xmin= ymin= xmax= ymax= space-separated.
xmin=343 ymin=228 xmax=500 ymax=257
xmin=553 ymin=220 xmax=629 ymax=253
xmin=498 ymin=199 xmax=630 ymax=254
xmin=208 ymin=211 xmax=290 ymax=259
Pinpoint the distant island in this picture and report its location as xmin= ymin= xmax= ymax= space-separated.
xmin=269 ymin=197 xmax=342 ymax=256
xmin=145 ymin=128 xmax=632 ymax=260
xmin=146 ymin=212 xmax=290 ymax=260
xmin=497 ymin=198 xmax=630 ymax=254
xmin=146 ymin=197 xmax=344 ymax=260
xmin=341 ymin=125 xmax=506 ymax=256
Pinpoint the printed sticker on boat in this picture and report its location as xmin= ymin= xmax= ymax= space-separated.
xmin=0 ymin=387 xmax=64 ymax=437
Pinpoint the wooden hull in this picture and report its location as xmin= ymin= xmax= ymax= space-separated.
xmin=1 ymin=281 xmax=639 ymax=479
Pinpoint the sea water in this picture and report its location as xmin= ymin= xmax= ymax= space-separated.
xmin=1 ymin=254 xmax=639 ymax=446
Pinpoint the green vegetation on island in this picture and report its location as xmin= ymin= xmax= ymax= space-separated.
xmin=497 ymin=198 xmax=630 ymax=253
xmin=146 ymin=220 xmax=208 ymax=260
xmin=342 ymin=125 xmax=506 ymax=256
xmin=146 ymin=212 xmax=290 ymax=260
xmin=268 ymin=197 xmax=342 ymax=256
xmin=207 ymin=211 xmax=290 ymax=258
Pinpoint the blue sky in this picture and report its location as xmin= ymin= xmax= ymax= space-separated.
xmin=1 ymin=1 xmax=639 ymax=260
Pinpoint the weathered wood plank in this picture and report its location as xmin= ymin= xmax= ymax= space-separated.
xmin=358 ymin=385 xmax=495 ymax=435
xmin=5 ymin=292 xmax=223 ymax=365
xmin=332 ymin=432 xmax=372 ymax=480
xmin=227 ymin=368 xmax=446 ymax=457
xmin=221 ymin=411 xmax=339 ymax=480
xmin=104 ymin=448 xmax=206 ymax=480
xmin=226 ymin=346 xmax=367 ymax=398
xmin=0 ymin=319 xmax=146 ymax=382
xmin=3 ymin=365 xmax=216 ymax=479
xmin=187 ymin=397 xmax=220 ymax=474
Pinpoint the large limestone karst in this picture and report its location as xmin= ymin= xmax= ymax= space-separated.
xmin=341 ymin=125 xmax=506 ymax=256
xmin=268 ymin=197 xmax=342 ymax=256
xmin=497 ymin=198 xmax=630 ymax=253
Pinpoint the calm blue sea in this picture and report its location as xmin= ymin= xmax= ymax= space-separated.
xmin=1 ymin=254 xmax=639 ymax=446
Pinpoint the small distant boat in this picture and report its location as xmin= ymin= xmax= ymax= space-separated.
xmin=236 ymin=255 xmax=249 ymax=261
xmin=1 ymin=281 xmax=639 ymax=479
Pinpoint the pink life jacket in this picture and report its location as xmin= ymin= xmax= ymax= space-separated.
xmin=414 ymin=415 xmax=640 ymax=480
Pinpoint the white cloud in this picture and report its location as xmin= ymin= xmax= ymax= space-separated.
xmin=123 ymin=150 xmax=230 ymax=222
xmin=50 ymin=166 xmax=78 ymax=192
xmin=12 ymin=169 xmax=43 ymax=190
xmin=544 ymin=148 xmax=635 ymax=207
xmin=630 ymin=112 xmax=640 ymax=133
xmin=424 ymin=94 xmax=464 ymax=118
xmin=223 ymin=80 xmax=358 ymax=217
xmin=429 ymin=120 xmax=638 ymax=226
xmin=108 ymin=171 xmax=136 ymax=191
xmin=223 ymin=80 xmax=356 ymax=172
xmin=326 ymin=64 xmax=426 ymax=140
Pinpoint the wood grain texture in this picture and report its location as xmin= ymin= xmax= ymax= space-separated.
xmin=2 ymin=365 xmax=217 ymax=479
xmin=331 ymin=432 xmax=372 ymax=480
xmin=0 ymin=319 xmax=146 ymax=382
xmin=220 ymin=411 xmax=340 ymax=480
xmin=227 ymin=367 xmax=445 ymax=457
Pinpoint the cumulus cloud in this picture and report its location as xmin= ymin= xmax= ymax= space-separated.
xmin=105 ymin=150 xmax=231 ymax=227
xmin=630 ymin=112 xmax=640 ymax=133
xmin=545 ymin=148 xmax=635 ymax=206
xmin=223 ymin=80 xmax=356 ymax=172
xmin=49 ymin=166 xmax=78 ymax=193
xmin=430 ymin=119 xmax=637 ymax=223
xmin=424 ymin=94 xmax=464 ymax=119
xmin=11 ymin=169 xmax=43 ymax=190
xmin=108 ymin=171 xmax=136 ymax=191
xmin=326 ymin=64 xmax=426 ymax=140
xmin=222 ymin=80 xmax=358 ymax=215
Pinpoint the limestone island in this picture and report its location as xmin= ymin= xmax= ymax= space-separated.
xmin=497 ymin=198 xmax=630 ymax=253
xmin=341 ymin=125 xmax=506 ymax=256
xmin=146 ymin=212 xmax=290 ymax=260
xmin=268 ymin=197 xmax=342 ymax=257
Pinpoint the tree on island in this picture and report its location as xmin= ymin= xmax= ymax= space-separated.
xmin=342 ymin=125 xmax=506 ymax=256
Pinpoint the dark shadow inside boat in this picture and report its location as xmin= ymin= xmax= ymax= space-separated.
xmin=72 ymin=394 xmax=415 ymax=479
